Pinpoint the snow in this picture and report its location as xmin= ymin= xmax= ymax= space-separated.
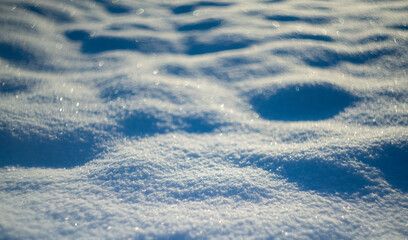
xmin=1 ymin=0 xmax=408 ymax=239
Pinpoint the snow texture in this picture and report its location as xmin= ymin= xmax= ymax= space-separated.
xmin=1 ymin=0 xmax=408 ymax=239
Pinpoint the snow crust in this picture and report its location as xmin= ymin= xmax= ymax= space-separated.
xmin=1 ymin=0 xmax=408 ymax=239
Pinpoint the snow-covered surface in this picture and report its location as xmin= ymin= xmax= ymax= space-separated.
xmin=1 ymin=0 xmax=408 ymax=239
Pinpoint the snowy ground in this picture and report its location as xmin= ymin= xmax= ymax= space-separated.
xmin=1 ymin=0 xmax=408 ymax=239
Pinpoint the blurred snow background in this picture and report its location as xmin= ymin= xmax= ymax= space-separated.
xmin=1 ymin=0 xmax=408 ymax=239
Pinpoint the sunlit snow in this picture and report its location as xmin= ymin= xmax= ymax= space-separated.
xmin=1 ymin=0 xmax=408 ymax=239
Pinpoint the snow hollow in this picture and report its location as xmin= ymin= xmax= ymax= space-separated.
xmin=1 ymin=0 xmax=408 ymax=239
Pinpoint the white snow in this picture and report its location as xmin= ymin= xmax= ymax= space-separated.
xmin=1 ymin=0 xmax=408 ymax=239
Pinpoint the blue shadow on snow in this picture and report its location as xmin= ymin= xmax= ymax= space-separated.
xmin=0 ymin=42 xmax=51 ymax=70
xmin=108 ymin=23 xmax=155 ymax=31
xmin=279 ymin=160 xmax=371 ymax=194
xmin=0 ymin=42 xmax=37 ymax=68
xmin=118 ymin=110 xmax=223 ymax=138
xmin=362 ymin=142 xmax=408 ymax=192
xmin=273 ymin=47 xmax=395 ymax=68
xmin=160 ymin=64 xmax=194 ymax=78
xmin=94 ymin=0 xmax=131 ymax=14
xmin=279 ymin=32 xmax=334 ymax=42
xmin=64 ymin=30 xmax=175 ymax=54
xmin=249 ymin=82 xmax=358 ymax=121
xmin=21 ymin=3 xmax=73 ymax=23
xmin=176 ymin=18 xmax=224 ymax=32
xmin=358 ymin=34 xmax=391 ymax=44
xmin=232 ymin=153 xmax=371 ymax=196
xmin=0 ymin=128 xmax=103 ymax=168
xmin=183 ymin=35 xmax=256 ymax=55
xmin=171 ymin=1 xmax=232 ymax=15
xmin=389 ymin=24 xmax=408 ymax=31
xmin=265 ymin=14 xmax=332 ymax=25
xmin=0 ymin=78 xmax=32 ymax=94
